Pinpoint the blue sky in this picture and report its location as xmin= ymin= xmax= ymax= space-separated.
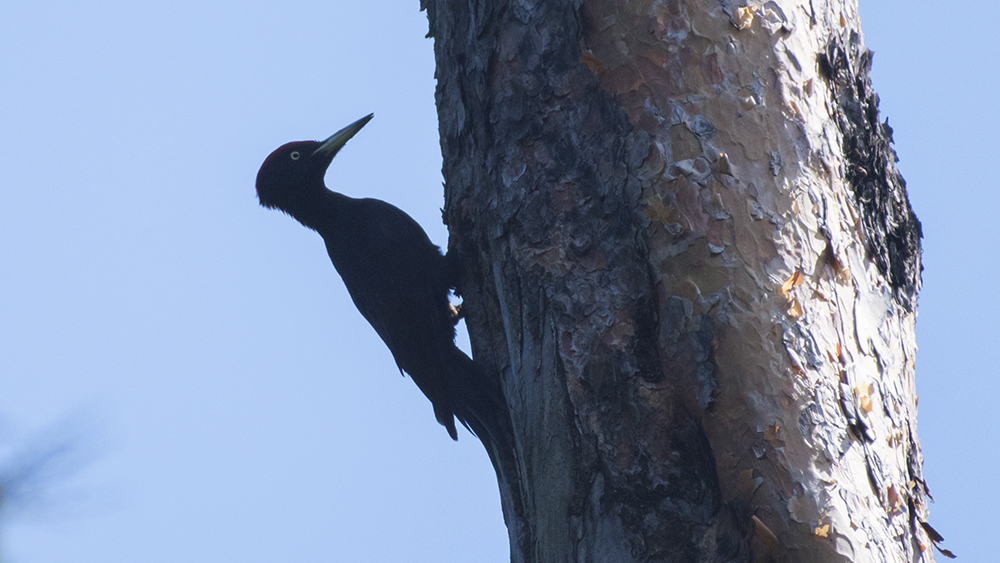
xmin=0 ymin=1 xmax=994 ymax=561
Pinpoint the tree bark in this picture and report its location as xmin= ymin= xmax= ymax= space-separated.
xmin=424 ymin=0 xmax=930 ymax=561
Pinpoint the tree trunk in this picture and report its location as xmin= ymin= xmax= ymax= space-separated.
xmin=424 ymin=0 xmax=931 ymax=561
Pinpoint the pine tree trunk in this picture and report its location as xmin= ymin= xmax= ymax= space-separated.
xmin=424 ymin=0 xmax=931 ymax=561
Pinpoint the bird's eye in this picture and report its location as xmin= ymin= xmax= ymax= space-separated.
xmin=290 ymin=151 xmax=301 ymax=160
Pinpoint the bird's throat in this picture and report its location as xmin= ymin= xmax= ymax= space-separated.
xmin=282 ymin=188 xmax=347 ymax=235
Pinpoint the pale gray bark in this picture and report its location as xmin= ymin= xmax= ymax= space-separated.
xmin=424 ymin=0 xmax=931 ymax=561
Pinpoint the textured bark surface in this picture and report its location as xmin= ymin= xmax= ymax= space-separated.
xmin=424 ymin=0 xmax=930 ymax=561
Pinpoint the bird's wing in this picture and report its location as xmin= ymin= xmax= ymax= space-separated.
xmin=323 ymin=197 xmax=453 ymax=377
xmin=323 ymin=198 xmax=459 ymax=436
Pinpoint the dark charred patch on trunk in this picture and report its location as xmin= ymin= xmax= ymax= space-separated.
xmin=818 ymin=34 xmax=922 ymax=310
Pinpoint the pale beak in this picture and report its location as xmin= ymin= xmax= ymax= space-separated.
xmin=313 ymin=113 xmax=374 ymax=164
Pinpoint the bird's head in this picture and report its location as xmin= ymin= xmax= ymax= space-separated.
xmin=256 ymin=114 xmax=373 ymax=212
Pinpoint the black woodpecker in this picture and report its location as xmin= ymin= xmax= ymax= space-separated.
xmin=255 ymin=114 xmax=499 ymax=441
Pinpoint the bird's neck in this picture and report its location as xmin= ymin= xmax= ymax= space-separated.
xmin=284 ymin=188 xmax=347 ymax=234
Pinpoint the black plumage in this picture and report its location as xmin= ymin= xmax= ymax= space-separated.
xmin=255 ymin=115 xmax=498 ymax=441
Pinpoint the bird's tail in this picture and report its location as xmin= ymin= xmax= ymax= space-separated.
xmin=446 ymin=347 xmax=525 ymax=536
xmin=447 ymin=347 xmax=513 ymax=458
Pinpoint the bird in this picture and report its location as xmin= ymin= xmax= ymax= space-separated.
xmin=255 ymin=114 xmax=500 ymax=442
